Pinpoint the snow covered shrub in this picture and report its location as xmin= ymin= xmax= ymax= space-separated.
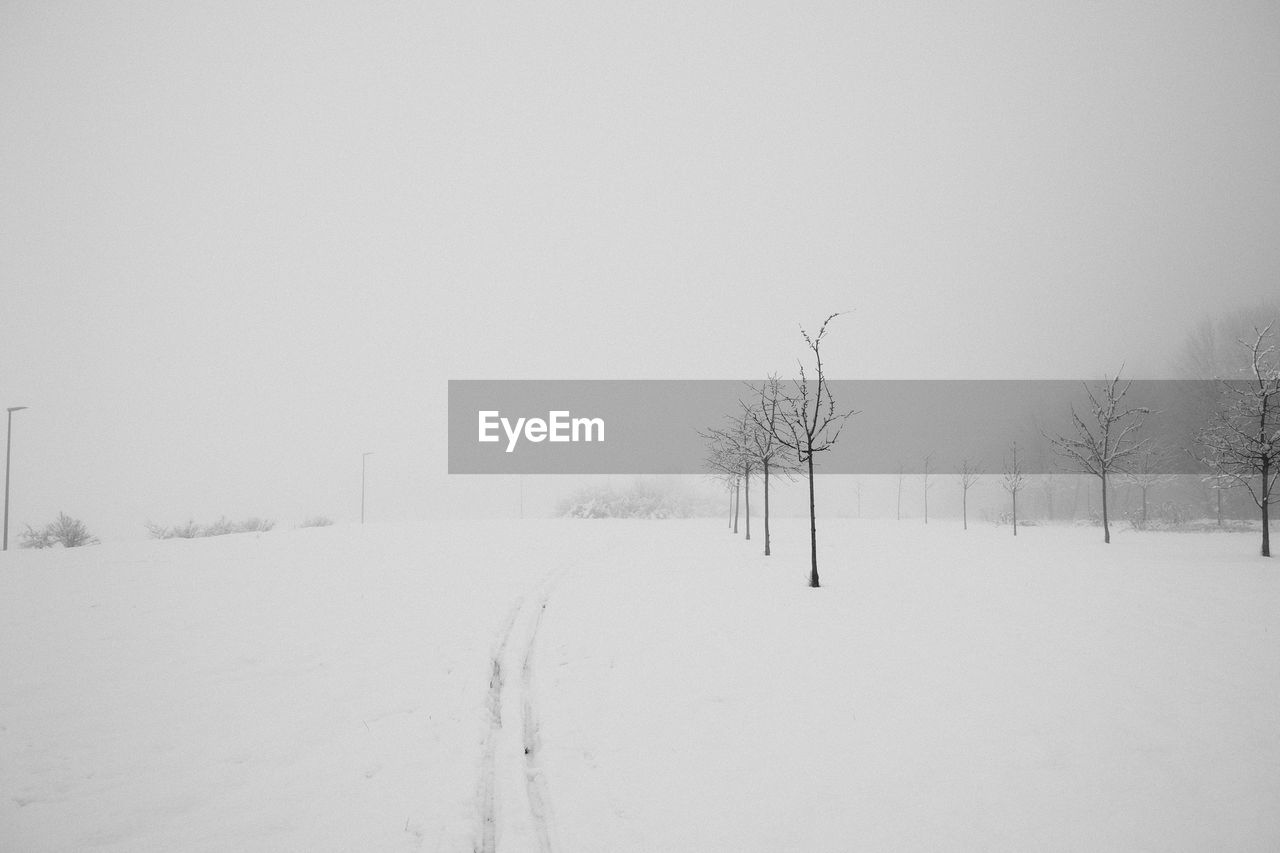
xmin=18 ymin=525 xmax=52 ymax=549
xmin=201 ymin=516 xmax=238 ymax=537
xmin=299 ymin=515 xmax=333 ymax=528
xmin=146 ymin=516 xmax=276 ymax=538
xmin=169 ymin=520 xmax=201 ymax=538
xmin=20 ymin=513 xmax=99 ymax=548
xmin=145 ymin=520 xmax=200 ymax=539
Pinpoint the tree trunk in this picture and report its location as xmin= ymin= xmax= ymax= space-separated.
xmin=1141 ymin=486 xmax=1148 ymax=524
xmin=763 ymin=461 xmax=771 ymax=556
xmin=1102 ymin=471 xmax=1111 ymax=544
xmin=1262 ymin=456 xmax=1271 ymax=558
xmin=1216 ymin=489 xmax=1223 ymax=528
xmin=807 ymin=453 xmax=819 ymax=588
xmin=1262 ymin=498 xmax=1271 ymax=558
xmin=744 ymin=465 xmax=751 ymax=541
xmin=728 ymin=490 xmax=733 ymax=529
xmin=733 ymin=482 xmax=740 ymax=534
xmin=962 ymin=487 xmax=968 ymax=530
xmin=1012 ymin=489 xmax=1018 ymax=536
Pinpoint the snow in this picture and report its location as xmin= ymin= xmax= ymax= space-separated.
xmin=2 ymin=519 xmax=1278 ymax=851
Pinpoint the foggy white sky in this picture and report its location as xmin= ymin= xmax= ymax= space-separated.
xmin=2 ymin=1 xmax=1278 ymax=539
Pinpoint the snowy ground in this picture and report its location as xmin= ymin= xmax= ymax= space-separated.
xmin=1 ymin=518 xmax=1277 ymax=852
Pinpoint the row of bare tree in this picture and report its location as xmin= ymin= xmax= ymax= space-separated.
xmin=705 ymin=315 xmax=1279 ymax=588
xmin=703 ymin=314 xmax=852 ymax=588
xmin=937 ymin=320 xmax=1277 ymax=557
xmin=1028 ymin=322 xmax=1278 ymax=555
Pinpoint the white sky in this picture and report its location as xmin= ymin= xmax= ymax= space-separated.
xmin=2 ymin=1 xmax=1279 ymax=539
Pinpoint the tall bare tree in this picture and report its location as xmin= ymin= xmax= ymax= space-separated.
xmin=1196 ymin=322 xmax=1280 ymax=557
xmin=742 ymin=375 xmax=799 ymax=556
xmin=959 ymin=459 xmax=982 ymax=531
xmin=1003 ymin=442 xmax=1027 ymax=536
xmin=1048 ymin=372 xmax=1149 ymax=543
xmin=753 ymin=313 xmax=855 ymax=588
xmin=726 ymin=414 xmax=757 ymax=541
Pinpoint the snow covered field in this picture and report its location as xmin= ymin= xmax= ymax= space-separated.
xmin=2 ymin=519 xmax=1278 ymax=852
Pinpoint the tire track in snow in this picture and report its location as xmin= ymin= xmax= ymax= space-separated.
xmin=521 ymin=591 xmax=556 ymax=853
xmin=474 ymin=571 xmax=562 ymax=853
xmin=474 ymin=596 xmax=523 ymax=853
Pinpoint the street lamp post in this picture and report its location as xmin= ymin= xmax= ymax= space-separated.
xmin=361 ymin=452 xmax=373 ymax=525
xmin=4 ymin=406 xmax=29 ymax=551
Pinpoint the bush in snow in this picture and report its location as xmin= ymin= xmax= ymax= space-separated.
xmin=146 ymin=516 xmax=276 ymax=539
xmin=200 ymin=517 xmax=239 ymax=537
xmin=299 ymin=515 xmax=333 ymax=528
xmin=20 ymin=513 xmax=100 ymax=548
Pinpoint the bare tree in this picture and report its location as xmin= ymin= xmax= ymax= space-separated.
xmin=753 ymin=313 xmax=855 ymax=588
xmin=1202 ymin=472 xmax=1232 ymax=528
xmin=707 ymin=407 xmax=787 ymax=543
xmin=1196 ymin=323 xmax=1280 ymax=556
xmin=742 ymin=375 xmax=799 ymax=556
xmin=734 ymin=477 xmax=741 ymax=533
xmin=1117 ymin=441 xmax=1176 ymax=526
xmin=1048 ymin=372 xmax=1149 ymax=544
xmin=1035 ymin=448 xmax=1057 ymax=522
xmin=701 ymin=429 xmax=742 ymax=534
xmin=1003 ymin=442 xmax=1027 ymax=536
xmin=733 ymin=414 xmax=759 ymax=542
xmin=959 ymin=459 xmax=982 ymax=531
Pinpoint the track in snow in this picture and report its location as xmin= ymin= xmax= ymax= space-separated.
xmin=474 ymin=572 xmax=562 ymax=853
